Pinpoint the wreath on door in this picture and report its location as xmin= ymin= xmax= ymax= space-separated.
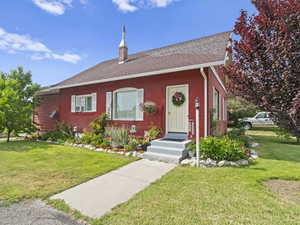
xmin=172 ymin=92 xmax=185 ymax=106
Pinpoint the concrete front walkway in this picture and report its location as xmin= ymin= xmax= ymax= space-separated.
xmin=51 ymin=159 xmax=176 ymax=218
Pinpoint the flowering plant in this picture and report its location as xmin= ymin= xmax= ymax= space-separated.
xmin=140 ymin=101 xmax=157 ymax=115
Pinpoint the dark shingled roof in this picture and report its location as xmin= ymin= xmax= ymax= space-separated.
xmin=55 ymin=31 xmax=231 ymax=88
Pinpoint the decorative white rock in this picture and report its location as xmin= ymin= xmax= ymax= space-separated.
xmin=251 ymin=155 xmax=259 ymax=160
xmin=236 ymin=159 xmax=249 ymax=166
xmin=229 ymin=161 xmax=239 ymax=167
xmin=251 ymin=142 xmax=259 ymax=148
xmin=218 ymin=160 xmax=226 ymax=167
xmin=181 ymin=159 xmax=192 ymax=165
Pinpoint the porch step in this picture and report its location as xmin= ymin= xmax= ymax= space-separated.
xmin=151 ymin=139 xmax=191 ymax=149
xmin=142 ymin=152 xmax=183 ymax=164
xmin=142 ymin=137 xmax=192 ymax=164
xmin=147 ymin=146 xmax=188 ymax=157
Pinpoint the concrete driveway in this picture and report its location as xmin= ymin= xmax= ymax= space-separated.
xmin=0 ymin=200 xmax=83 ymax=225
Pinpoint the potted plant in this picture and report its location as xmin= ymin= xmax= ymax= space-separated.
xmin=140 ymin=101 xmax=157 ymax=115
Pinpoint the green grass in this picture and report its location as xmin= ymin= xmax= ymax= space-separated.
xmin=88 ymin=130 xmax=299 ymax=225
xmin=0 ymin=140 xmax=136 ymax=204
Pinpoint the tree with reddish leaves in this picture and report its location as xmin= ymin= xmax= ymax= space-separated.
xmin=225 ymin=0 xmax=300 ymax=143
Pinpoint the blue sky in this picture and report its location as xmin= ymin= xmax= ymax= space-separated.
xmin=0 ymin=0 xmax=256 ymax=86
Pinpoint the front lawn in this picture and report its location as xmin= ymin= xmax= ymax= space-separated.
xmin=0 ymin=141 xmax=136 ymax=204
xmin=94 ymin=130 xmax=300 ymax=225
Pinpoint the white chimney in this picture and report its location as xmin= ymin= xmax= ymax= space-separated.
xmin=119 ymin=25 xmax=128 ymax=64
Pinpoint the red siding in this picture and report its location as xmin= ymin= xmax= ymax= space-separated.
xmin=207 ymin=67 xmax=228 ymax=136
xmin=35 ymin=68 xmax=228 ymax=138
xmin=58 ymin=69 xmax=205 ymax=138
xmin=34 ymin=94 xmax=59 ymax=132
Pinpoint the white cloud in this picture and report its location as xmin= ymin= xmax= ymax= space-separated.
xmin=112 ymin=0 xmax=138 ymax=12
xmin=150 ymin=0 xmax=176 ymax=7
xmin=79 ymin=0 xmax=88 ymax=4
xmin=112 ymin=0 xmax=178 ymax=12
xmin=32 ymin=0 xmax=88 ymax=15
xmin=0 ymin=27 xmax=82 ymax=64
xmin=32 ymin=0 xmax=73 ymax=15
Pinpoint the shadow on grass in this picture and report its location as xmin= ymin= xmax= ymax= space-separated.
xmin=248 ymin=167 xmax=267 ymax=171
xmin=0 ymin=140 xmax=54 ymax=152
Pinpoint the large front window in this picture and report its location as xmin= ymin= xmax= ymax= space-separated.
xmin=115 ymin=90 xmax=137 ymax=120
xmin=112 ymin=88 xmax=144 ymax=121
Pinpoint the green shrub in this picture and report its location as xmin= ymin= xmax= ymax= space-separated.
xmin=40 ymin=130 xmax=64 ymax=141
xmin=80 ymin=132 xmax=94 ymax=144
xmin=40 ymin=123 xmax=74 ymax=142
xmin=227 ymin=128 xmax=251 ymax=148
xmin=228 ymin=96 xmax=257 ymax=127
xmin=100 ymin=140 xmax=110 ymax=148
xmin=55 ymin=123 xmax=74 ymax=139
xmin=275 ymin=127 xmax=293 ymax=142
xmin=90 ymin=113 xmax=108 ymax=136
xmin=145 ymin=126 xmax=161 ymax=142
xmin=105 ymin=126 xmax=129 ymax=148
xmin=91 ymin=138 xmax=103 ymax=147
xmin=80 ymin=132 xmax=103 ymax=146
xmin=65 ymin=138 xmax=75 ymax=144
xmin=186 ymin=140 xmax=196 ymax=155
xmin=124 ymin=137 xmax=140 ymax=151
xmin=200 ymin=136 xmax=248 ymax=161
xmin=124 ymin=143 xmax=137 ymax=152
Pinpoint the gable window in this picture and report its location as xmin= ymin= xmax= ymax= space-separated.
xmin=107 ymin=88 xmax=144 ymax=121
xmin=71 ymin=93 xmax=96 ymax=113
xmin=213 ymin=88 xmax=220 ymax=120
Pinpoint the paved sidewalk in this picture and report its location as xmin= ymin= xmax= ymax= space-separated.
xmin=51 ymin=159 xmax=176 ymax=218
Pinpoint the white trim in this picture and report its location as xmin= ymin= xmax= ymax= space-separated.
xmin=212 ymin=87 xmax=221 ymax=120
xmin=200 ymin=68 xmax=208 ymax=138
xmin=165 ymin=84 xmax=189 ymax=134
xmin=210 ymin=66 xmax=227 ymax=93
xmin=45 ymin=61 xmax=225 ymax=91
xmin=106 ymin=92 xmax=112 ymax=119
xmin=222 ymin=96 xmax=226 ymax=121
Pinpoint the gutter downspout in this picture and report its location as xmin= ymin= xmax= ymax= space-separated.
xmin=200 ymin=68 xmax=208 ymax=138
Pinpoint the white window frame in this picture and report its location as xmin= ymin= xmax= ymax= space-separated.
xmin=223 ymin=97 xmax=226 ymax=121
xmin=72 ymin=93 xmax=96 ymax=113
xmin=213 ymin=87 xmax=220 ymax=121
xmin=112 ymin=87 xmax=143 ymax=121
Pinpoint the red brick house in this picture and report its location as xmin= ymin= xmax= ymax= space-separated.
xmin=35 ymin=29 xmax=231 ymax=145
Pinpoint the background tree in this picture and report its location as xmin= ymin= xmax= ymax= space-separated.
xmin=228 ymin=96 xmax=258 ymax=126
xmin=0 ymin=67 xmax=40 ymax=142
xmin=225 ymin=0 xmax=300 ymax=142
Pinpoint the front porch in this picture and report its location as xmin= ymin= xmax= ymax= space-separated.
xmin=142 ymin=132 xmax=192 ymax=164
